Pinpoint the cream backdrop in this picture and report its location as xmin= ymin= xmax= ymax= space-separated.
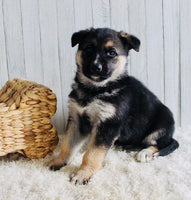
xmin=0 ymin=0 xmax=191 ymax=133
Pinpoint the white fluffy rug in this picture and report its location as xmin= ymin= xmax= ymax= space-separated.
xmin=0 ymin=127 xmax=191 ymax=200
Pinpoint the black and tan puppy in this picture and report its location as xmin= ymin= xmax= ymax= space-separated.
xmin=49 ymin=28 xmax=179 ymax=185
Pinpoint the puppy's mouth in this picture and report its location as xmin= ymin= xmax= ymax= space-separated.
xmin=88 ymin=64 xmax=112 ymax=82
xmin=80 ymin=63 xmax=112 ymax=82
xmin=89 ymin=72 xmax=111 ymax=82
xmin=90 ymin=75 xmax=100 ymax=81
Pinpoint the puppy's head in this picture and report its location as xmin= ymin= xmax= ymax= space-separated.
xmin=72 ymin=28 xmax=140 ymax=85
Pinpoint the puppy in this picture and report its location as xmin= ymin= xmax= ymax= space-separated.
xmin=49 ymin=28 xmax=179 ymax=185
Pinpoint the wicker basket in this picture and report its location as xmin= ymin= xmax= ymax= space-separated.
xmin=0 ymin=78 xmax=59 ymax=159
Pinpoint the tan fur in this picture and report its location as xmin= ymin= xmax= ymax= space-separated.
xmin=104 ymin=40 xmax=114 ymax=47
xmin=49 ymin=120 xmax=86 ymax=167
xmin=143 ymin=129 xmax=164 ymax=145
xmin=136 ymin=146 xmax=159 ymax=162
xmin=119 ymin=32 xmax=131 ymax=39
xmin=49 ymin=94 xmax=114 ymax=171
xmin=50 ymin=98 xmax=109 ymax=170
xmin=49 ymin=131 xmax=71 ymax=167
xmin=109 ymin=55 xmax=127 ymax=82
xmin=81 ymin=144 xmax=107 ymax=170
xmin=77 ymin=55 xmax=127 ymax=87
xmin=58 ymin=138 xmax=71 ymax=161
xmin=68 ymin=98 xmax=116 ymax=125
xmin=76 ymin=50 xmax=83 ymax=68
xmin=69 ymin=127 xmax=107 ymax=184
xmin=149 ymin=146 xmax=159 ymax=154
xmin=70 ymin=145 xmax=107 ymax=184
xmin=75 ymin=43 xmax=127 ymax=87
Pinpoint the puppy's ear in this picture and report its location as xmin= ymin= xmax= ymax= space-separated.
xmin=71 ymin=28 xmax=92 ymax=47
xmin=119 ymin=32 xmax=140 ymax=52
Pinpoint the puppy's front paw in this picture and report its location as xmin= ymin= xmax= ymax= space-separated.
xmin=136 ymin=149 xmax=154 ymax=162
xmin=70 ymin=169 xmax=92 ymax=185
xmin=48 ymin=157 xmax=66 ymax=171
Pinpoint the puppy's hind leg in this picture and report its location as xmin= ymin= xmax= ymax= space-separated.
xmin=136 ymin=127 xmax=179 ymax=162
xmin=136 ymin=146 xmax=159 ymax=162
xmin=136 ymin=129 xmax=162 ymax=162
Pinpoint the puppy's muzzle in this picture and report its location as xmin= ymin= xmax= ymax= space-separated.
xmin=91 ymin=63 xmax=102 ymax=74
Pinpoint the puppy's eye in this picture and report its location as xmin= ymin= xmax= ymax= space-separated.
xmin=107 ymin=50 xmax=117 ymax=58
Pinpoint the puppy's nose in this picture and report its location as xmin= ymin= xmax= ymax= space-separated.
xmin=93 ymin=63 xmax=102 ymax=72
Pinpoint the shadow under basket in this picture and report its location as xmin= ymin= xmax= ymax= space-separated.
xmin=0 ymin=78 xmax=59 ymax=159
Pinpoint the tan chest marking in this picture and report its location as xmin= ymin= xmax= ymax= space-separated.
xmin=69 ymin=99 xmax=116 ymax=124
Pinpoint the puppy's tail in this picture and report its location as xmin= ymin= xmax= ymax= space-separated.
xmin=155 ymin=138 xmax=179 ymax=157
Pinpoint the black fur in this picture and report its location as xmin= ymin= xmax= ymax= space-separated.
xmin=71 ymin=74 xmax=179 ymax=154
xmin=70 ymin=28 xmax=179 ymax=158
xmin=49 ymin=28 xmax=179 ymax=184
xmin=78 ymin=113 xmax=92 ymax=136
